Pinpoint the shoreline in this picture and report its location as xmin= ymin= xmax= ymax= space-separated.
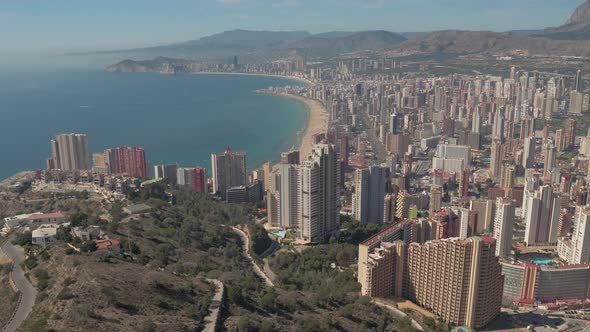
xmin=262 ymin=92 xmax=328 ymax=159
xmin=189 ymin=71 xmax=315 ymax=87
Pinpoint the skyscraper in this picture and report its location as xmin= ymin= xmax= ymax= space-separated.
xmin=522 ymin=136 xmax=535 ymax=169
xmin=490 ymin=139 xmax=503 ymax=178
xmin=564 ymin=118 xmax=577 ymax=149
xmin=177 ymin=167 xmax=207 ymax=193
xmin=352 ymin=166 xmax=386 ymax=224
xmin=105 ymin=146 xmax=149 ymax=178
xmin=211 ymin=147 xmax=247 ymax=200
xmin=524 ymin=185 xmax=561 ymax=246
xmin=47 ymin=133 xmax=89 ymax=171
xmin=298 ymin=144 xmax=339 ymax=243
xmin=571 ymin=206 xmax=590 ymax=264
xmin=494 ymin=198 xmax=515 ymax=257
xmin=267 ymin=164 xmax=300 ymax=228
xmin=576 ymin=69 xmax=583 ymax=93
xmin=543 ymin=140 xmax=556 ymax=179
xmin=280 ymin=150 xmax=300 ymax=165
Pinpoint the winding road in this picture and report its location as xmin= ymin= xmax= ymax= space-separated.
xmin=1 ymin=240 xmax=37 ymax=332
xmin=230 ymin=226 xmax=275 ymax=287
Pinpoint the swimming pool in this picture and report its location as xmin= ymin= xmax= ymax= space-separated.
xmin=532 ymin=258 xmax=554 ymax=265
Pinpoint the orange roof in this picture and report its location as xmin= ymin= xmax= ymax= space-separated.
xmin=96 ymin=239 xmax=121 ymax=250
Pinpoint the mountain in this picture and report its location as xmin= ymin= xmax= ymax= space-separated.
xmin=190 ymin=29 xmax=310 ymax=47
xmin=290 ymin=31 xmax=407 ymax=56
xmin=393 ymin=30 xmax=590 ymax=57
xmin=311 ymin=31 xmax=356 ymax=39
xmin=544 ymin=0 xmax=590 ymax=39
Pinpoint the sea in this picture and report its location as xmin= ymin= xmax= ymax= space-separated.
xmin=0 ymin=69 xmax=307 ymax=180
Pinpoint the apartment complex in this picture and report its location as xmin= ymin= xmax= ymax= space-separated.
xmin=352 ymin=166 xmax=386 ymax=224
xmin=358 ymin=226 xmax=503 ymax=329
xmin=267 ymin=144 xmax=339 ymax=243
xmin=104 ymin=146 xmax=149 ymax=179
xmin=211 ymin=147 xmax=247 ymax=200
xmin=501 ymin=261 xmax=590 ymax=305
xmin=47 ymin=133 xmax=89 ymax=171
xmin=177 ymin=167 xmax=207 ymax=193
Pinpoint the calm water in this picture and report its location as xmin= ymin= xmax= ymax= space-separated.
xmin=0 ymin=70 xmax=307 ymax=179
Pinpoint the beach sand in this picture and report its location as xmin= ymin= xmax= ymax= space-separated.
xmin=279 ymin=94 xmax=329 ymax=159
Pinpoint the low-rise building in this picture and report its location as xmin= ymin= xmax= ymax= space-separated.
xmin=32 ymin=225 xmax=60 ymax=246
xmin=72 ymin=225 xmax=101 ymax=241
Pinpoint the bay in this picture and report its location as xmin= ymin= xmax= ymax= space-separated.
xmin=0 ymin=69 xmax=307 ymax=180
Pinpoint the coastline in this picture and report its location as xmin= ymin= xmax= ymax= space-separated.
xmin=263 ymin=92 xmax=328 ymax=159
xmin=190 ymin=71 xmax=315 ymax=87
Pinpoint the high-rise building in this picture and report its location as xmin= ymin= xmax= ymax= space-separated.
xmin=281 ymin=150 xmax=300 ymax=165
xmin=92 ymin=153 xmax=108 ymax=173
xmin=575 ymin=69 xmax=583 ymax=93
xmin=500 ymin=164 xmax=516 ymax=190
xmin=522 ymin=136 xmax=535 ymax=169
xmin=47 ymin=133 xmax=89 ymax=171
xmin=154 ymin=164 xmax=179 ymax=185
xmin=490 ymin=139 xmax=503 ymax=178
xmin=105 ymin=146 xmax=149 ymax=178
xmin=352 ymin=166 xmax=386 ymax=224
xmin=571 ymin=206 xmax=590 ymax=264
xmin=298 ymin=144 xmax=339 ymax=243
xmin=543 ymin=140 xmax=556 ymax=179
xmin=429 ymin=188 xmax=442 ymax=215
xmin=494 ymin=198 xmax=515 ymax=257
xmin=267 ymin=164 xmax=300 ymax=228
xmin=177 ymin=167 xmax=207 ymax=193
xmin=524 ymin=185 xmax=561 ymax=246
xmin=211 ymin=147 xmax=247 ymax=200
xmin=358 ymin=234 xmax=503 ymax=329
xmin=470 ymin=199 xmax=496 ymax=234
xmin=564 ymin=118 xmax=577 ymax=150
xmin=262 ymin=162 xmax=273 ymax=193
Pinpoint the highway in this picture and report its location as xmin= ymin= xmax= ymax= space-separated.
xmin=0 ymin=240 xmax=37 ymax=332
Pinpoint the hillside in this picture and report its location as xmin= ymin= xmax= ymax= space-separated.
xmin=10 ymin=184 xmax=407 ymax=331
xmin=393 ymin=30 xmax=590 ymax=57
xmin=291 ymin=30 xmax=407 ymax=57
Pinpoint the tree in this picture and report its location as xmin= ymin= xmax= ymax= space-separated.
xmin=260 ymin=288 xmax=276 ymax=312
xmin=80 ymin=241 xmax=97 ymax=253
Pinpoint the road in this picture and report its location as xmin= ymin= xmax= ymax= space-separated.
xmin=230 ymin=226 xmax=275 ymax=287
xmin=373 ymin=299 xmax=424 ymax=331
xmin=1 ymin=240 xmax=37 ymax=332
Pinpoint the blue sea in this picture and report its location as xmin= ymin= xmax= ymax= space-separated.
xmin=0 ymin=69 xmax=307 ymax=180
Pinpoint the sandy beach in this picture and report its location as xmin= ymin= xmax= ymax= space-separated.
xmin=192 ymin=71 xmax=315 ymax=86
xmin=276 ymin=93 xmax=329 ymax=159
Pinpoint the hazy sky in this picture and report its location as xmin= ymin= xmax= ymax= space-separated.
xmin=0 ymin=0 xmax=583 ymax=54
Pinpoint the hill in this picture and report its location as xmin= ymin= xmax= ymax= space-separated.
xmin=10 ymin=184 xmax=405 ymax=331
xmin=393 ymin=30 xmax=590 ymax=57
xmin=291 ymin=30 xmax=407 ymax=56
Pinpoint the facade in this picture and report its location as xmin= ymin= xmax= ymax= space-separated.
xmin=352 ymin=166 xmax=386 ymax=224
xmin=211 ymin=147 xmax=247 ymax=200
xmin=281 ymin=150 xmax=300 ymax=165
xmin=298 ymin=144 xmax=339 ymax=243
xmin=47 ymin=133 xmax=89 ymax=171
xmin=177 ymin=167 xmax=207 ymax=193
xmin=524 ymin=185 xmax=560 ymax=246
xmin=501 ymin=261 xmax=590 ymax=304
xmin=359 ymin=233 xmax=503 ymax=329
xmin=104 ymin=146 xmax=149 ymax=179
xmin=226 ymin=180 xmax=263 ymax=204
xmin=154 ymin=164 xmax=179 ymax=185
xmin=560 ymin=206 xmax=590 ymax=264
xmin=494 ymin=198 xmax=515 ymax=257
xmin=267 ymin=164 xmax=300 ymax=228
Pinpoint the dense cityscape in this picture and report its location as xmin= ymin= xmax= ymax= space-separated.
xmin=5 ymin=1 xmax=590 ymax=332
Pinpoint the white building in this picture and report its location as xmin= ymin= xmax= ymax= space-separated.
xmin=494 ymin=198 xmax=515 ymax=257
xmin=352 ymin=166 xmax=386 ymax=224
xmin=31 ymin=225 xmax=59 ymax=246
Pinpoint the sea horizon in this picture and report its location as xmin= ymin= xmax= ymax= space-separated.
xmin=0 ymin=68 xmax=308 ymax=181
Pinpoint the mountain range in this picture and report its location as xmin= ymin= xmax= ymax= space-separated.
xmin=101 ymin=0 xmax=590 ymax=65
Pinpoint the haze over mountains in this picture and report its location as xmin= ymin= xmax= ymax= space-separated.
xmin=102 ymin=0 xmax=590 ymax=65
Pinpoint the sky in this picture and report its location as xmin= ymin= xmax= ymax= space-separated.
xmin=0 ymin=0 xmax=584 ymax=55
